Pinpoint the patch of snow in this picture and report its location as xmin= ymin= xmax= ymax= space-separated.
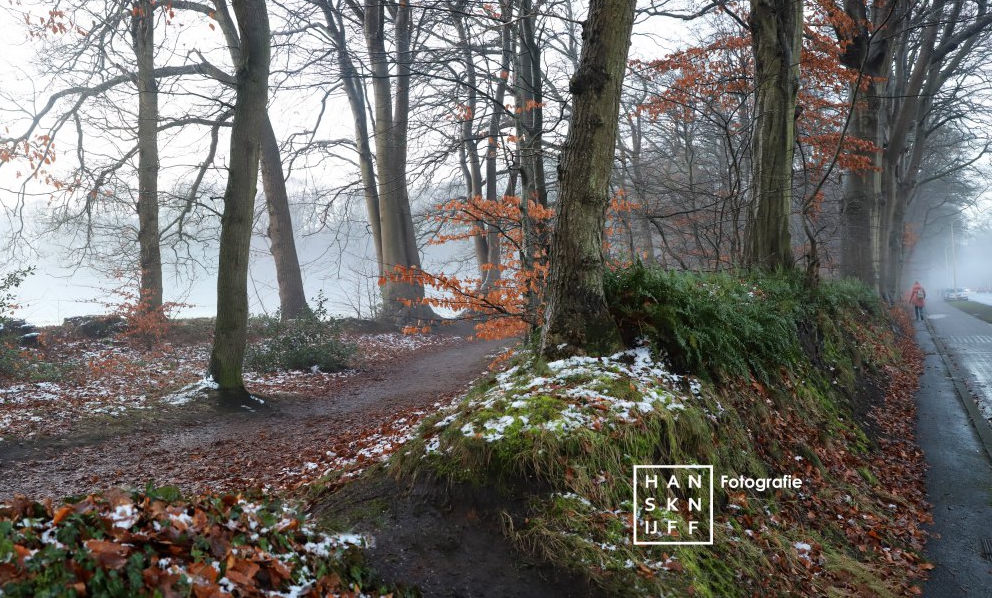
xmin=110 ymin=503 xmax=139 ymax=529
xmin=162 ymin=376 xmax=216 ymax=405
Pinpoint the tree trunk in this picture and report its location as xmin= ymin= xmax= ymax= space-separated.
xmin=364 ymin=0 xmax=432 ymax=325
xmin=450 ymin=4 xmax=490 ymax=279
xmin=260 ymin=115 xmax=309 ymax=320
xmin=132 ymin=0 xmax=163 ymax=312
xmin=317 ymin=1 xmax=383 ymax=276
xmin=209 ymin=0 xmax=270 ymax=393
xmin=620 ymin=108 xmax=655 ymax=262
xmin=516 ymin=0 xmax=549 ymax=321
xmin=839 ymin=80 xmax=881 ymax=286
xmin=539 ymin=0 xmax=633 ymax=359
xmin=480 ymin=0 xmax=517 ymax=291
xmin=744 ymin=0 xmax=803 ymax=270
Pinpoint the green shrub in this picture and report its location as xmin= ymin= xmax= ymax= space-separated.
xmin=247 ymin=312 xmax=282 ymax=338
xmin=603 ymin=264 xmax=879 ymax=382
xmin=244 ymin=293 xmax=355 ymax=373
xmin=604 ymin=264 xmax=804 ymax=381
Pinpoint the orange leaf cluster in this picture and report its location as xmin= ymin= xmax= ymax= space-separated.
xmin=102 ymin=280 xmax=193 ymax=351
xmin=0 ymin=489 xmax=379 ymax=597
xmin=387 ymin=194 xmax=553 ymax=339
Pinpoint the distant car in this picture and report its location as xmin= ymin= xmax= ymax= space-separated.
xmin=943 ymin=288 xmax=968 ymax=301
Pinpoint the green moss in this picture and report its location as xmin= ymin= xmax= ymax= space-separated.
xmin=857 ymin=466 xmax=879 ymax=486
xmin=378 ymin=268 xmax=918 ymax=596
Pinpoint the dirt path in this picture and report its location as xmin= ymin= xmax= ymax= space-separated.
xmin=0 ymin=337 xmax=506 ymax=501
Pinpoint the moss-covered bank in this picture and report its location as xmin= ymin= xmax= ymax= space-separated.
xmin=353 ymin=266 xmax=931 ymax=597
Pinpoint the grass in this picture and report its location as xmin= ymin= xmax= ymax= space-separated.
xmin=944 ymin=299 xmax=992 ymax=324
xmin=383 ymin=267 xmax=925 ymax=596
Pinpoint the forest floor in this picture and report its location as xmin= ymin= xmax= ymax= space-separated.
xmin=0 ymin=322 xmax=507 ymax=502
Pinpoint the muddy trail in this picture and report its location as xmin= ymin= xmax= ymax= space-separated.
xmin=0 ymin=336 xmax=506 ymax=501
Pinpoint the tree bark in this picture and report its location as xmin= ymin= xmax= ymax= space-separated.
xmin=260 ymin=115 xmax=309 ymax=320
xmin=208 ymin=0 xmax=270 ymax=393
xmin=450 ymin=4 xmax=493 ymax=283
xmin=132 ymin=0 xmax=163 ymax=312
xmin=480 ymin=0 xmax=517 ymax=291
xmin=364 ymin=0 xmax=433 ymax=325
xmin=316 ymin=1 xmax=383 ymax=276
xmin=516 ymin=0 xmax=549 ymax=321
xmin=539 ymin=0 xmax=633 ymax=359
xmin=839 ymin=80 xmax=881 ymax=285
xmin=743 ymin=0 xmax=802 ymax=270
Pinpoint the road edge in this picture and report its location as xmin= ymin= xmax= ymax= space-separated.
xmin=925 ymin=319 xmax=992 ymax=462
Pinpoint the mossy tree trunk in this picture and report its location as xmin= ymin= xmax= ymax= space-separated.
xmin=743 ymin=0 xmax=802 ymax=270
xmin=839 ymin=81 xmax=881 ymax=287
xmin=539 ymin=0 xmax=633 ymax=359
xmin=208 ymin=0 xmax=270 ymax=393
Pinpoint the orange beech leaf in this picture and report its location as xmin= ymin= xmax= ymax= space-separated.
xmin=223 ymin=556 xmax=260 ymax=586
xmin=52 ymin=505 xmax=74 ymax=525
xmin=85 ymin=539 xmax=130 ymax=570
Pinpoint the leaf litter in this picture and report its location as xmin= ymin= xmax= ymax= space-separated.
xmin=1 ymin=328 xmax=475 ymax=596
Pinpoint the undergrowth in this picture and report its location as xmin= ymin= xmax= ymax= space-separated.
xmin=245 ymin=293 xmax=355 ymax=373
xmin=389 ymin=266 xmax=927 ymax=596
xmin=603 ymin=264 xmax=880 ymax=382
xmin=0 ymin=485 xmax=412 ymax=597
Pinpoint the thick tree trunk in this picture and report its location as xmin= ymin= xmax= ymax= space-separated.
xmin=209 ymin=0 xmax=270 ymax=393
xmin=260 ymin=115 xmax=309 ymax=320
xmin=132 ymin=0 xmax=163 ymax=312
xmin=364 ymin=0 xmax=433 ymax=325
xmin=539 ymin=0 xmax=633 ymax=359
xmin=878 ymin=179 xmax=909 ymax=301
xmin=839 ymin=81 xmax=881 ymax=285
xmin=744 ymin=0 xmax=802 ymax=270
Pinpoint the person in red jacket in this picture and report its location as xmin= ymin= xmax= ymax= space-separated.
xmin=909 ymin=281 xmax=926 ymax=321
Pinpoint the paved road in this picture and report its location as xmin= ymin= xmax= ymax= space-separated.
xmin=926 ymin=299 xmax=992 ymax=423
xmin=917 ymin=300 xmax=992 ymax=596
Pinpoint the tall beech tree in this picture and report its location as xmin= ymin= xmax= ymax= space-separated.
xmin=170 ymin=0 xmax=310 ymax=320
xmin=132 ymin=0 xmax=163 ymax=312
xmin=833 ymin=0 xmax=992 ymax=296
xmin=309 ymin=0 xmax=434 ymax=325
xmin=539 ymin=0 xmax=634 ymax=359
xmin=208 ymin=0 xmax=270 ymax=393
xmin=744 ymin=0 xmax=803 ymax=270
xmin=214 ymin=1 xmax=310 ymax=320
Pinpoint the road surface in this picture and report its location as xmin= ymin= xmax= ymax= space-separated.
xmin=917 ymin=300 xmax=992 ymax=596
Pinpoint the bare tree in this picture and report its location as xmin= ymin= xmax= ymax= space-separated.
xmin=208 ymin=0 xmax=270 ymax=393
xmin=132 ymin=0 xmax=164 ymax=311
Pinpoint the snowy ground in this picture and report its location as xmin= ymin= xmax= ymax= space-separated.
xmin=0 ymin=332 xmax=458 ymax=444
